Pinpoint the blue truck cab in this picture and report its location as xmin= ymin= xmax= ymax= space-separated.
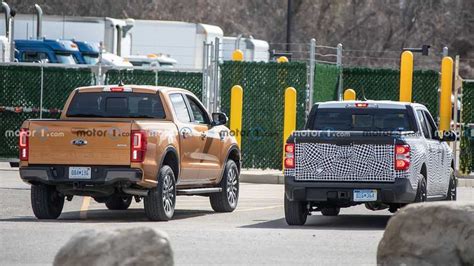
xmin=15 ymin=39 xmax=79 ymax=64
xmin=73 ymin=41 xmax=100 ymax=65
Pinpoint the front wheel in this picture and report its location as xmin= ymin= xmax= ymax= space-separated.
xmin=105 ymin=195 xmax=132 ymax=210
xmin=446 ymin=167 xmax=457 ymax=201
xmin=321 ymin=207 xmax=340 ymax=216
xmin=210 ymin=160 xmax=239 ymax=212
xmin=414 ymin=174 xmax=427 ymax=202
xmin=31 ymin=184 xmax=64 ymax=219
xmin=284 ymin=197 xmax=307 ymax=226
xmin=144 ymin=165 xmax=176 ymax=221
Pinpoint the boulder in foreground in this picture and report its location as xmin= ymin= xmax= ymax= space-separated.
xmin=377 ymin=201 xmax=474 ymax=266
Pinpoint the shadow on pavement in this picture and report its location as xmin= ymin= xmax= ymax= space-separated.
xmin=241 ymin=214 xmax=391 ymax=230
xmin=0 ymin=208 xmax=214 ymax=223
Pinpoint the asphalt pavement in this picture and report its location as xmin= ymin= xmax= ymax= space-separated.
xmin=1 ymin=169 xmax=473 ymax=265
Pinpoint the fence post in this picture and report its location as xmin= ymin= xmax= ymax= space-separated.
xmin=40 ymin=63 xmax=44 ymax=119
xmin=202 ymin=41 xmax=209 ymax=109
xmin=283 ymin=87 xmax=297 ymax=169
xmin=214 ymin=37 xmax=221 ymax=112
xmin=230 ymin=85 xmax=243 ymax=148
xmin=439 ymin=56 xmax=454 ymax=133
xmin=307 ymin=38 xmax=316 ymax=119
xmin=336 ymin=43 xmax=343 ymax=100
xmin=399 ymin=51 xmax=414 ymax=102
xmin=343 ymin=89 xmax=356 ymax=101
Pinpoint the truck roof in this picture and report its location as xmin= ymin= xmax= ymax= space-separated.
xmin=15 ymin=39 xmax=80 ymax=52
xmin=74 ymin=85 xmax=190 ymax=94
xmin=315 ymin=100 xmax=427 ymax=110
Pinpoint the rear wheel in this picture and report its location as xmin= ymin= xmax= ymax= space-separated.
xmin=105 ymin=195 xmax=132 ymax=210
xmin=31 ymin=184 xmax=64 ymax=219
xmin=144 ymin=165 xmax=176 ymax=221
xmin=446 ymin=167 xmax=457 ymax=201
xmin=320 ymin=207 xmax=340 ymax=216
xmin=210 ymin=160 xmax=239 ymax=212
xmin=414 ymin=174 xmax=427 ymax=202
xmin=284 ymin=197 xmax=307 ymax=225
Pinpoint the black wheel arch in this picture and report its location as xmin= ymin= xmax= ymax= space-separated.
xmin=159 ymin=146 xmax=180 ymax=182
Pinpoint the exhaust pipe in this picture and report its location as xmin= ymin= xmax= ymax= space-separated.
xmin=1 ymin=2 xmax=10 ymax=38
xmin=34 ymin=4 xmax=42 ymax=39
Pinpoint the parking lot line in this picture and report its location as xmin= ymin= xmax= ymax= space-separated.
xmin=235 ymin=204 xmax=283 ymax=212
xmin=79 ymin=197 xmax=91 ymax=219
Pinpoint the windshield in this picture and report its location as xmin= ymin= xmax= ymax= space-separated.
xmin=311 ymin=108 xmax=415 ymax=131
xmin=83 ymin=55 xmax=99 ymax=65
xmin=55 ymin=53 xmax=77 ymax=64
xmin=66 ymin=92 xmax=166 ymax=118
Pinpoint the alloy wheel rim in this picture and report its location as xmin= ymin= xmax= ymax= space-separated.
xmin=227 ymin=167 xmax=238 ymax=207
xmin=162 ymin=173 xmax=175 ymax=216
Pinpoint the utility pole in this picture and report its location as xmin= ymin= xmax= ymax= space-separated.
xmin=286 ymin=0 xmax=292 ymax=52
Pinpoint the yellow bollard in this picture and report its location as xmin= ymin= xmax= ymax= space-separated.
xmin=230 ymin=85 xmax=243 ymax=147
xmin=399 ymin=51 xmax=414 ymax=102
xmin=343 ymin=89 xmax=356 ymax=101
xmin=277 ymin=56 xmax=289 ymax=63
xmin=283 ymin=87 xmax=297 ymax=169
xmin=439 ymin=56 xmax=454 ymax=132
xmin=232 ymin=49 xmax=244 ymax=61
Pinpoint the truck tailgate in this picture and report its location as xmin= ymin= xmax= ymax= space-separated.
xmin=293 ymin=133 xmax=397 ymax=182
xmin=28 ymin=120 xmax=132 ymax=165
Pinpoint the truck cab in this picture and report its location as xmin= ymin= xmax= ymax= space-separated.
xmin=73 ymin=41 xmax=100 ymax=65
xmin=15 ymin=39 xmax=79 ymax=64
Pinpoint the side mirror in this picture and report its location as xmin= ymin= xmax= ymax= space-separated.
xmin=211 ymin=112 xmax=228 ymax=126
xmin=434 ymin=130 xmax=458 ymax=141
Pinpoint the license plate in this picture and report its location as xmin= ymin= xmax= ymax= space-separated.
xmin=353 ymin=189 xmax=377 ymax=202
xmin=69 ymin=167 xmax=91 ymax=179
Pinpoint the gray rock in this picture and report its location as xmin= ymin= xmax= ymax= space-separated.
xmin=377 ymin=201 xmax=474 ymax=266
xmin=54 ymin=227 xmax=173 ymax=266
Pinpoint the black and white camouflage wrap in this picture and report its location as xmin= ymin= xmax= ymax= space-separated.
xmin=286 ymin=133 xmax=452 ymax=198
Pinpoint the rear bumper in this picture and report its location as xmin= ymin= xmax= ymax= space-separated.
xmin=285 ymin=176 xmax=417 ymax=204
xmin=20 ymin=165 xmax=142 ymax=186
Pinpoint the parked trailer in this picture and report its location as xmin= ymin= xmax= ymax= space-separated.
xmin=222 ymin=36 xmax=269 ymax=62
xmin=130 ymin=20 xmax=223 ymax=69
xmin=0 ymin=13 xmax=133 ymax=56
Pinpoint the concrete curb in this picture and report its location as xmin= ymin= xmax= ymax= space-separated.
xmin=240 ymin=170 xmax=474 ymax=187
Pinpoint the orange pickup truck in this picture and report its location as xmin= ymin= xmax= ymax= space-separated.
xmin=19 ymin=85 xmax=240 ymax=221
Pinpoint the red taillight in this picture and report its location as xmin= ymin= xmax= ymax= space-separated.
xmin=131 ymin=130 xmax=147 ymax=162
xmin=395 ymin=144 xmax=410 ymax=171
xmin=284 ymin=143 xmax=295 ymax=169
xmin=19 ymin=128 xmax=29 ymax=161
xmin=110 ymin=87 xmax=124 ymax=92
xmin=355 ymin=103 xmax=369 ymax=108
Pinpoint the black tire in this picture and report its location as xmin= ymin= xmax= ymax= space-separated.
xmin=105 ymin=195 xmax=132 ymax=210
xmin=414 ymin=174 xmax=427 ymax=202
xmin=284 ymin=196 xmax=307 ymax=226
xmin=210 ymin=160 xmax=239 ymax=212
xmin=446 ymin=167 xmax=457 ymax=201
xmin=320 ymin=207 xmax=340 ymax=216
xmin=144 ymin=165 xmax=176 ymax=221
xmin=31 ymin=184 xmax=64 ymax=219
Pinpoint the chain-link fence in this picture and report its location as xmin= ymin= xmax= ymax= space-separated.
xmin=0 ymin=64 xmax=202 ymax=160
xmin=220 ymin=61 xmax=339 ymax=169
xmin=342 ymin=67 xmax=440 ymax=116
xmin=460 ymin=81 xmax=474 ymax=174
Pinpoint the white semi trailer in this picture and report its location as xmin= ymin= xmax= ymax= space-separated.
xmin=130 ymin=20 xmax=223 ymax=69
xmin=0 ymin=13 xmax=134 ymax=56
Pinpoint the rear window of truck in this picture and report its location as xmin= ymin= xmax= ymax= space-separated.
xmin=66 ymin=92 xmax=166 ymax=118
xmin=311 ymin=108 xmax=415 ymax=131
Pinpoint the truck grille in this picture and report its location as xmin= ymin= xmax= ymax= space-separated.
xmin=294 ymin=143 xmax=396 ymax=182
